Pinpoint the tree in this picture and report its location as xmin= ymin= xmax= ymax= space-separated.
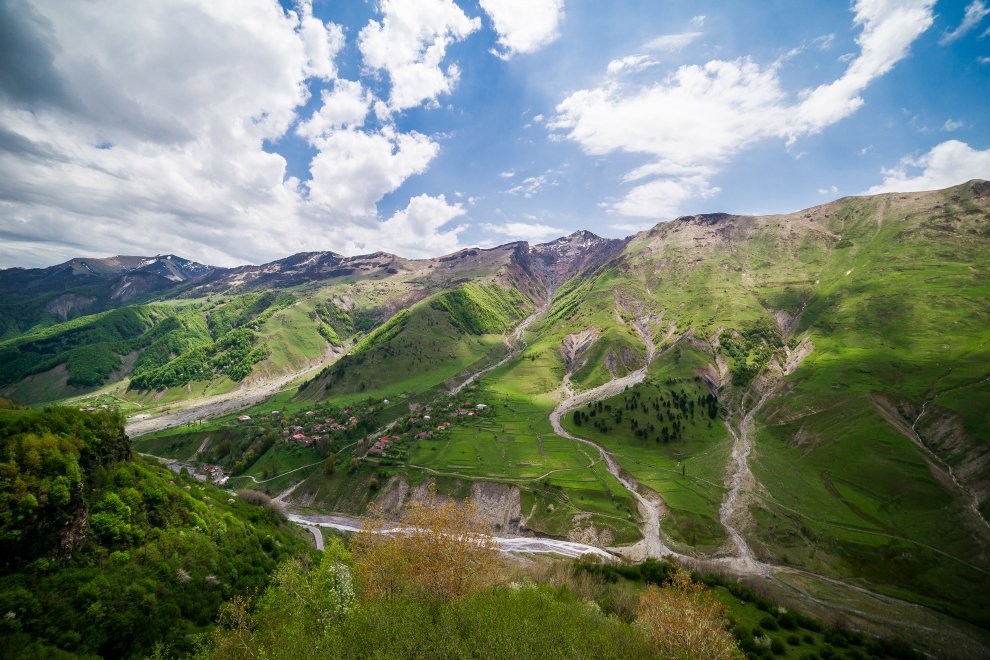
xmin=351 ymin=484 xmax=501 ymax=604
xmin=635 ymin=569 xmax=740 ymax=659
xmin=324 ymin=454 xmax=336 ymax=475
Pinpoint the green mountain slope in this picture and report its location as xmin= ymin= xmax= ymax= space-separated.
xmin=0 ymin=404 xmax=312 ymax=657
xmin=3 ymin=182 xmax=989 ymax=645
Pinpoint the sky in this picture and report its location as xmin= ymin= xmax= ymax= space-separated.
xmin=1 ymin=0 xmax=989 ymax=269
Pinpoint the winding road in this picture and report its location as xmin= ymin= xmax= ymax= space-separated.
xmin=125 ymin=346 xmax=346 ymax=437
xmin=286 ymin=513 xmax=614 ymax=560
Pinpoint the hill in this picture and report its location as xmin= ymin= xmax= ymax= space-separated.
xmin=0 ymin=405 xmax=312 ymax=657
xmin=3 ymin=181 xmax=990 ymax=655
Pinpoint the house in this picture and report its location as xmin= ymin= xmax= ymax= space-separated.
xmin=423 ymin=415 xmax=431 ymax=420
xmin=237 ymin=415 xmax=251 ymax=423
xmin=414 ymin=432 xmax=430 ymax=440
xmin=475 ymin=403 xmax=488 ymax=410
xmin=305 ymin=410 xmax=316 ymax=416
xmin=271 ymin=410 xmax=280 ymax=416
xmin=291 ymin=433 xmax=309 ymax=442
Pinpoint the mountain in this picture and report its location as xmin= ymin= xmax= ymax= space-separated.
xmin=0 ymin=254 xmax=212 ymax=337
xmin=2 ymin=182 xmax=989 ymax=652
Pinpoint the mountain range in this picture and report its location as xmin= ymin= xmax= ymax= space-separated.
xmin=1 ymin=181 xmax=989 ymax=652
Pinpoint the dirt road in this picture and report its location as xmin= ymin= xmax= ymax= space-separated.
xmin=125 ymin=350 xmax=342 ymax=437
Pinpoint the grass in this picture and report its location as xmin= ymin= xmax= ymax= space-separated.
xmin=560 ymin=348 xmax=731 ymax=551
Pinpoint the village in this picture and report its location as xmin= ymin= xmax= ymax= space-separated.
xmin=176 ymin=396 xmax=494 ymax=486
xmin=366 ymin=400 xmax=490 ymax=465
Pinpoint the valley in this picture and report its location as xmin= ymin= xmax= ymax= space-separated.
xmin=3 ymin=181 xmax=990 ymax=656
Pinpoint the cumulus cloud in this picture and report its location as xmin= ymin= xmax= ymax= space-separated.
xmin=358 ymin=0 xmax=480 ymax=113
xmin=0 ymin=0 xmax=474 ymax=269
xmin=479 ymin=0 xmax=564 ymax=58
xmin=375 ymin=193 xmax=467 ymax=257
xmin=866 ymin=140 xmax=990 ymax=193
xmin=307 ymin=126 xmax=439 ymax=217
xmin=818 ymin=185 xmax=839 ymax=195
xmin=296 ymin=80 xmax=372 ymax=140
xmin=940 ymin=1 xmax=990 ymax=44
xmin=551 ymin=0 xmax=935 ymax=218
xmin=481 ymin=221 xmax=564 ymax=242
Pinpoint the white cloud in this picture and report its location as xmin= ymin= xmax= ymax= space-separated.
xmin=940 ymin=1 xmax=990 ymax=44
xmin=609 ymin=221 xmax=653 ymax=233
xmin=690 ymin=15 xmax=706 ymax=28
xmin=296 ymin=80 xmax=371 ymax=140
xmin=505 ymin=172 xmax=556 ymax=197
xmin=979 ymin=56 xmax=990 ymax=64
xmin=613 ymin=176 xmax=720 ymax=218
xmin=552 ymin=0 xmax=935 ymax=218
xmin=532 ymin=113 xmax=545 ymax=122
xmin=376 ymin=193 xmax=467 ymax=257
xmin=943 ymin=118 xmax=964 ymax=132
xmin=813 ymin=33 xmax=836 ymax=51
xmin=606 ymin=54 xmax=661 ymax=76
xmin=0 ymin=0 xmax=473 ymax=268
xmin=358 ymin=0 xmax=480 ymax=113
xmin=480 ymin=0 xmax=564 ymax=58
xmin=794 ymin=0 xmax=935 ymax=135
xmin=644 ymin=31 xmax=703 ymax=52
xmin=866 ymin=140 xmax=990 ymax=193
xmin=307 ymin=126 xmax=439 ymax=217
xmin=481 ymin=221 xmax=563 ymax=242
xmin=499 ymin=170 xmax=515 ymax=178
xmin=818 ymin=185 xmax=839 ymax=195
xmin=295 ymin=0 xmax=345 ymax=80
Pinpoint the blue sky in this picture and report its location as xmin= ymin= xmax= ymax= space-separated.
xmin=1 ymin=0 xmax=988 ymax=268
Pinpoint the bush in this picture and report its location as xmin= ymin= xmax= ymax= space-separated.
xmin=636 ymin=569 xmax=739 ymax=658
xmin=760 ymin=615 xmax=780 ymax=631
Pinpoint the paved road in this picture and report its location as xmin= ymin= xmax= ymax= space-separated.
xmin=301 ymin=524 xmax=324 ymax=551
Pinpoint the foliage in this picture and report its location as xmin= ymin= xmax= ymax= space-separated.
xmin=431 ymin=283 xmax=526 ymax=335
xmin=351 ymin=309 xmax=409 ymax=356
xmin=351 ymin=484 xmax=501 ymax=603
xmin=0 ymin=305 xmax=161 ymax=388
xmin=635 ymin=569 xmax=740 ymax=658
xmin=0 ymin=407 xmax=311 ymax=658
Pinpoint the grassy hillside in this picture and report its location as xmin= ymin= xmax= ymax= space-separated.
xmin=303 ymin=282 xmax=531 ymax=401
xmin=0 ymin=405 xmax=313 ymax=657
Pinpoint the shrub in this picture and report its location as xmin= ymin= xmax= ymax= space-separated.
xmin=760 ymin=615 xmax=780 ymax=631
xmin=351 ymin=485 xmax=501 ymax=603
xmin=635 ymin=568 xmax=739 ymax=659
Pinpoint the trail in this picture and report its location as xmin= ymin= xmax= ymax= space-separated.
xmin=450 ymin=303 xmax=546 ymax=396
xmin=719 ymin=391 xmax=776 ymax=576
xmin=872 ymin=394 xmax=990 ymax=533
xmin=227 ymin=459 xmax=324 ymax=485
xmin=549 ymin=316 xmax=688 ymax=560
